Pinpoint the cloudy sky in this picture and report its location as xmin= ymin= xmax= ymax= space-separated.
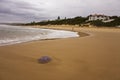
xmin=0 ymin=0 xmax=120 ymax=23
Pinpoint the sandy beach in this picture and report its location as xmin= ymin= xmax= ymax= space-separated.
xmin=0 ymin=25 xmax=120 ymax=80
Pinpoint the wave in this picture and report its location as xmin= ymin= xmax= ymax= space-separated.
xmin=0 ymin=25 xmax=79 ymax=46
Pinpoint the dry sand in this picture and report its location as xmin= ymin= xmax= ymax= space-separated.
xmin=0 ymin=25 xmax=120 ymax=80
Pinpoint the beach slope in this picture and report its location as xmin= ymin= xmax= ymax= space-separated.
xmin=0 ymin=26 xmax=120 ymax=80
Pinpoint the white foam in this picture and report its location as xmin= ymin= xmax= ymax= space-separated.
xmin=0 ymin=25 xmax=79 ymax=46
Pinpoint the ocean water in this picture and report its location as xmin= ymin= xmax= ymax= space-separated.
xmin=0 ymin=25 xmax=79 ymax=46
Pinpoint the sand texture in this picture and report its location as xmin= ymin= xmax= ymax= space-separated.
xmin=0 ymin=25 xmax=120 ymax=80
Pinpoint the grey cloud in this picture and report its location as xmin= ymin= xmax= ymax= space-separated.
xmin=0 ymin=0 xmax=49 ymax=22
xmin=0 ymin=0 xmax=120 ymax=23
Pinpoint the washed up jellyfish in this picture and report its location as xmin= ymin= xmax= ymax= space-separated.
xmin=38 ymin=56 xmax=52 ymax=64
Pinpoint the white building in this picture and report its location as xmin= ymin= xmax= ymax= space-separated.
xmin=88 ymin=14 xmax=110 ymax=21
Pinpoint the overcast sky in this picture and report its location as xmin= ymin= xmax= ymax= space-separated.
xmin=0 ymin=0 xmax=120 ymax=23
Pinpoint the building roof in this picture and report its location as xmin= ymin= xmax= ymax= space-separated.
xmin=89 ymin=14 xmax=108 ymax=17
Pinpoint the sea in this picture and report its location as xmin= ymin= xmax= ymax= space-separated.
xmin=0 ymin=25 xmax=79 ymax=46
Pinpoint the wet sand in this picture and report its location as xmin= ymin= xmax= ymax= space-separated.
xmin=0 ymin=25 xmax=120 ymax=80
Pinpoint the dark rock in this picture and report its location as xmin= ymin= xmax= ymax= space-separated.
xmin=38 ymin=56 xmax=52 ymax=64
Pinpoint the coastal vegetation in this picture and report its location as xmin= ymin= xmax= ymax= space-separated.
xmin=26 ymin=16 xmax=87 ymax=25
xmin=24 ymin=16 xmax=120 ymax=27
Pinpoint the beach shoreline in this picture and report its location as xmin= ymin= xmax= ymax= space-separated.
xmin=0 ymin=25 xmax=82 ymax=47
xmin=0 ymin=25 xmax=120 ymax=80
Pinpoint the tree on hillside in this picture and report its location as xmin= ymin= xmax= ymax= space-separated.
xmin=57 ymin=16 xmax=60 ymax=20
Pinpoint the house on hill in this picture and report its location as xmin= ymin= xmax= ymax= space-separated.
xmin=88 ymin=14 xmax=110 ymax=22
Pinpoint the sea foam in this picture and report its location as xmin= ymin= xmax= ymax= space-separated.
xmin=0 ymin=25 xmax=79 ymax=46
